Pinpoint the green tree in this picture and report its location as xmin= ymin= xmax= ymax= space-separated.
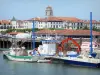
xmin=82 ymin=26 xmax=89 ymax=30
xmin=5 ymin=28 xmax=14 ymax=33
xmin=93 ymin=26 xmax=97 ymax=30
xmin=92 ymin=26 xmax=100 ymax=32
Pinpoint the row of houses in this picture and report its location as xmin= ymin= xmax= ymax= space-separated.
xmin=0 ymin=6 xmax=100 ymax=31
xmin=0 ymin=16 xmax=100 ymax=31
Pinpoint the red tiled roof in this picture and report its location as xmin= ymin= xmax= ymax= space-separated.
xmin=8 ymin=32 xmax=23 ymax=35
xmin=30 ymin=17 xmax=100 ymax=24
xmin=0 ymin=20 xmax=11 ymax=25
xmin=83 ymin=20 xmax=100 ymax=24
xmin=31 ymin=17 xmax=82 ymax=22
xmin=35 ymin=29 xmax=100 ymax=36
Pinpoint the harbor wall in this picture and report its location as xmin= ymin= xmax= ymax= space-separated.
xmin=0 ymin=37 xmax=99 ymax=50
xmin=0 ymin=38 xmax=42 ymax=50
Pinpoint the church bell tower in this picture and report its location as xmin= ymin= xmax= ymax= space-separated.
xmin=45 ymin=6 xmax=53 ymax=17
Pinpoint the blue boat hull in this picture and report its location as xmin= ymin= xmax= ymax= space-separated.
xmin=63 ymin=59 xmax=100 ymax=68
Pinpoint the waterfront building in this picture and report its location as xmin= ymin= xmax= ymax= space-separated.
xmin=35 ymin=29 xmax=100 ymax=42
xmin=32 ymin=17 xmax=83 ymax=29
xmin=0 ymin=20 xmax=12 ymax=31
xmin=0 ymin=6 xmax=100 ymax=31
xmin=11 ymin=16 xmax=32 ymax=29
xmin=83 ymin=20 xmax=100 ymax=29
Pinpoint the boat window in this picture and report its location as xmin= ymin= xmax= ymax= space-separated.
xmin=77 ymin=56 xmax=83 ymax=58
xmin=95 ymin=45 xmax=97 ymax=47
xmin=42 ymin=41 xmax=44 ymax=44
xmin=89 ymin=57 xmax=92 ymax=58
xmin=45 ymin=41 xmax=47 ymax=44
xmin=47 ymin=42 xmax=49 ymax=44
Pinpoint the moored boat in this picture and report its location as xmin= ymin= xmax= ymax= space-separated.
xmin=57 ymin=55 xmax=100 ymax=67
xmin=3 ymin=46 xmax=40 ymax=62
xmin=52 ymin=12 xmax=100 ymax=68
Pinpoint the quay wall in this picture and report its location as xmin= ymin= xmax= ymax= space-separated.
xmin=0 ymin=37 xmax=99 ymax=50
xmin=0 ymin=38 xmax=42 ymax=50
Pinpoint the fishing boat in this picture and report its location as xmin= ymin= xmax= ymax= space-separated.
xmin=50 ymin=12 xmax=100 ymax=68
xmin=50 ymin=38 xmax=100 ymax=67
xmin=3 ymin=20 xmax=41 ymax=62
xmin=3 ymin=42 xmax=40 ymax=62
xmin=3 ymin=19 xmax=53 ymax=62
xmin=51 ymin=54 xmax=100 ymax=67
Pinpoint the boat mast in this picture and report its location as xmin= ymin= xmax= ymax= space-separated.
xmin=32 ymin=19 xmax=35 ymax=51
xmin=90 ymin=12 xmax=93 ymax=54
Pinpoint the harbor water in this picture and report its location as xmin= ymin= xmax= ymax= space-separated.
xmin=0 ymin=51 xmax=100 ymax=75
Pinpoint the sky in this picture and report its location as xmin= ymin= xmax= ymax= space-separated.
xmin=0 ymin=0 xmax=100 ymax=20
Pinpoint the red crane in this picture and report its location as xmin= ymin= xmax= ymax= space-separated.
xmin=57 ymin=38 xmax=81 ymax=55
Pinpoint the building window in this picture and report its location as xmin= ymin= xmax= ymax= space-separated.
xmin=0 ymin=26 xmax=3 ymax=29
xmin=53 ymin=25 xmax=55 ymax=28
xmin=4 ymin=23 xmax=6 ymax=25
xmin=74 ymin=25 xmax=75 ymax=28
xmin=9 ymin=23 xmax=11 ymax=25
xmin=10 ymin=26 xmax=12 ymax=28
xmin=56 ymin=25 xmax=58 ymax=28
xmin=4 ymin=26 xmax=6 ymax=29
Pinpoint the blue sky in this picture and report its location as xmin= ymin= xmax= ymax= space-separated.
xmin=0 ymin=0 xmax=100 ymax=20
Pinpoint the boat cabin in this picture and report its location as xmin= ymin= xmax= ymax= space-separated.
xmin=81 ymin=42 xmax=100 ymax=51
xmin=38 ymin=39 xmax=58 ymax=56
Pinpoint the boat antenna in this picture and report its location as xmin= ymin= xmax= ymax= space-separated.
xmin=90 ymin=12 xmax=93 ymax=55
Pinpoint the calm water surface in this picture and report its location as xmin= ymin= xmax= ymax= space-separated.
xmin=0 ymin=51 xmax=100 ymax=75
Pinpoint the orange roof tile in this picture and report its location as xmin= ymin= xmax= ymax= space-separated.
xmin=35 ymin=29 xmax=100 ymax=36
xmin=31 ymin=17 xmax=82 ymax=22
xmin=31 ymin=17 xmax=100 ymax=24
xmin=0 ymin=20 xmax=11 ymax=25
xmin=83 ymin=20 xmax=100 ymax=24
xmin=8 ymin=32 xmax=23 ymax=35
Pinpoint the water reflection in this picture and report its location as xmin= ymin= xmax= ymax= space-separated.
xmin=0 ymin=51 xmax=100 ymax=75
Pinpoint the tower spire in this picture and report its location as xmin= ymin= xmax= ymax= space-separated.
xmin=45 ymin=5 xmax=53 ymax=17
xmin=11 ymin=16 xmax=16 ymax=21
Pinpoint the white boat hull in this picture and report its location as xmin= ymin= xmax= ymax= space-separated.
xmin=50 ymin=56 xmax=100 ymax=68
xmin=3 ymin=53 xmax=40 ymax=62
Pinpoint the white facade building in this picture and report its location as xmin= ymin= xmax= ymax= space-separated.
xmin=0 ymin=20 xmax=12 ymax=31
xmin=0 ymin=6 xmax=100 ymax=31
xmin=0 ymin=17 xmax=100 ymax=32
xmin=33 ymin=17 xmax=83 ymax=30
xmin=11 ymin=17 xmax=33 ymax=29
